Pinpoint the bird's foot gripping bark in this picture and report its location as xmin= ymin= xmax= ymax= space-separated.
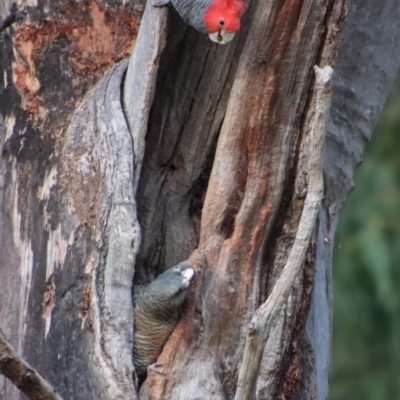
xmin=152 ymin=0 xmax=170 ymax=7
xmin=148 ymin=363 xmax=165 ymax=376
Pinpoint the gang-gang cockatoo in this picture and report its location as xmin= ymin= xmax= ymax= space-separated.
xmin=153 ymin=0 xmax=246 ymax=44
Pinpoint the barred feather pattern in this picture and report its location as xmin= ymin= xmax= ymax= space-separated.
xmin=133 ymin=287 xmax=179 ymax=376
xmin=133 ymin=263 xmax=195 ymax=378
xmin=170 ymin=0 xmax=213 ymax=33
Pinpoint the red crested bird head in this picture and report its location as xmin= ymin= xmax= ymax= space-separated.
xmin=204 ymin=0 xmax=246 ymax=44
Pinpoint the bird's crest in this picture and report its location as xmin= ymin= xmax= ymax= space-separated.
xmin=204 ymin=0 xmax=246 ymax=34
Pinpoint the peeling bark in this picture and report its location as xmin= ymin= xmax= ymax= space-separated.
xmin=139 ymin=1 xmax=347 ymax=398
xmin=1 ymin=0 xmax=400 ymax=399
xmin=0 ymin=1 xmax=144 ymax=399
xmin=235 ymin=64 xmax=333 ymax=400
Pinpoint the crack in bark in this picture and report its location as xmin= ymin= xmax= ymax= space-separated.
xmin=234 ymin=65 xmax=333 ymax=400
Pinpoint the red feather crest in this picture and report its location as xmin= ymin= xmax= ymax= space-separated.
xmin=204 ymin=0 xmax=246 ymax=33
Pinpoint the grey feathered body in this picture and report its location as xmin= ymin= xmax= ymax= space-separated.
xmin=133 ymin=285 xmax=180 ymax=376
xmin=170 ymin=0 xmax=213 ymax=33
xmin=132 ymin=263 xmax=195 ymax=379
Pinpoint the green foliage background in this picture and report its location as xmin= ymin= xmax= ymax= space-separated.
xmin=331 ymin=78 xmax=400 ymax=399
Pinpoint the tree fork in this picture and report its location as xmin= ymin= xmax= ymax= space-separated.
xmin=0 ymin=329 xmax=63 ymax=400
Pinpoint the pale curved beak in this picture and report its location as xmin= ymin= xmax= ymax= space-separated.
xmin=209 ymin=31 xmax=236 ymax=45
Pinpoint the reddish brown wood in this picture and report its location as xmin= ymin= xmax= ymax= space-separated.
xmin=2 ymin=0 xmax=400 ymax=398
xmin=139 ymin=0 xmax=349 ymax=398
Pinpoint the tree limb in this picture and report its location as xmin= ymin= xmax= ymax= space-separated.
xmin=0 ymin=329 xmax=63 ymax=400
xmin=123 ymin=0 xmax=168 ymax=186
xmin=234 ymin=65 xmax=333 ymax=400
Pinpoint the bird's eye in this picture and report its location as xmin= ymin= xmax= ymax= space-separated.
xmin=219 ymin=20 xmax=225 ymax=27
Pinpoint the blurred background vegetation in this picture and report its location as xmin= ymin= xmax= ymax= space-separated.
xmin=331 ymin=76 xmax=400 ymax=399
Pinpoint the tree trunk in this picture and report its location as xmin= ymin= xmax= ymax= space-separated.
xmin=0 ymin=0 xmax=399 ymax=399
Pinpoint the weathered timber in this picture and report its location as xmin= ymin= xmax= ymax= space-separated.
xmin=235 ymin=64 xmax=333 ymax=400
xmin=0 ymin=1 xmax=145 ymax=399
xmin=140 ymin=0 xmax=347 ymax=398
xmin=138 ymin=0 xmax=400 ymax=399
xmin=1 ymin=0 xmax=400 ymax=399
xmin=0 ymin=329 xmax=63 ymax=400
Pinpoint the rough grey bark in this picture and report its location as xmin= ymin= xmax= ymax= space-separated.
xmin=235 ymin=65 xmax=333 ymax=400
xmin=0 ymin=0 xmax=400 ymax=400
xmin=0 ymin=1 xmax=145 ymax=399
xmin=137 ymin=1 xmax=345 ymax=398
xmin=306 ymin=1 xmax=400 ymax=399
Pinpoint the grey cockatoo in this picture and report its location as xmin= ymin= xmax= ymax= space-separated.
xmin=133 ymin=262 xmax=196 ymax=383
